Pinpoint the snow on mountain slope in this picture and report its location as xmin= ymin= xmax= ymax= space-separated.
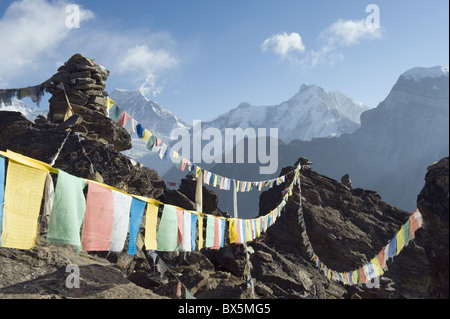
xmin=109 ymin=89 xmax=189 ymax=140
xmin=203 ymin=83 xmax=369 ymax=143
xmin=400 ymin=65 xmax=449 ymax=82
xmin=0 ymin=99 xmax=48 ymax=121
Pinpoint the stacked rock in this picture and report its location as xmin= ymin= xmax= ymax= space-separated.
xmin=45 ymin=53 xmax=131 ymax=152
xmin=47 ymin=53 xmax=110 ymax=123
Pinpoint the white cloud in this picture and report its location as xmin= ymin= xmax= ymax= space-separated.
xmin=262 ymin=19 xmax=382 ymax=67
xmin=320 ymin=18 xmax=382 ymax=47
xmin=0 ymin=0 xmax=179 ymax=98
xmin=306 ymin=18 xmax=382 ymax=66
xmin=0 ymin=0 xmax=94 ymax=85
xmin=261 ymin=32 xmax=306 ymax=59
xmin=117 ymin=45 xmax=179 ymax=97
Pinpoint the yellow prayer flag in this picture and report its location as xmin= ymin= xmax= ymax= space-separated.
xmin=245 ymin=220 xmax=251 ymax=242
xmin=255 ymin=218 xmax=261 ymax=238
xmin=396 ymin=226 xmax=405 ymax=255
xmin=144 ymin=202 xmax=160 ymax=250
xmin=1 ymin=160 xmax=47 ymax=249
xmin=351 ymin=270 xmax=359 ymax=285
xmin=142 ymin=129 xmax=152 ymax=142
xmin=327 ymin=269 xmax=332 ymax=280
xmin=197 ymin=214 xmax=204 ymax=250
xmin=229 ymin=219 xmax=238 ymax=243
xmin=107 ymin=97 xmax=115 ymax=110
xmin=370 ymin=256 xmax=384 ymax=277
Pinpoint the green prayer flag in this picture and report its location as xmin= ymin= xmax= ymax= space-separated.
xmin=156 ymin=205 xmax=179 ymax=251
xmin=205 ymin=215 xmax=215 ymax=248
xmin=109 ymin=104 xmax=123 ymax=122
xmin=47 ymin=170 xmax=87 ymax=250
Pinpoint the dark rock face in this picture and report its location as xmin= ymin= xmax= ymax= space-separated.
xmin=417 ymin=157 xmax=449 ymax=298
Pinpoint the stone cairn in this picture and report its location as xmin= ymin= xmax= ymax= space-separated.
xmin=46 ymin=53 xmax=110 ymax=123
xmin=45 ymin=53 xmax=131 ymax=152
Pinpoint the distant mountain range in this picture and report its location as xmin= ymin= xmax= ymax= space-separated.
xmin=2 ymin=65 xmax=448 ymax=218
xmin=108 ymin=83 xmax=369 ymax=177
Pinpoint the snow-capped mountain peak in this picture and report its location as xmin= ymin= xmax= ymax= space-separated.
xmin=109 ymin=89 xmax=189 ymax=138
xmin=400 ymin=65 xmax=449 ymax=82
xmin=203 ymin=84 xmax=369 ymax=143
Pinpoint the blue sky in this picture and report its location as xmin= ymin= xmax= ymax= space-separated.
xmin=0 ymin=0 xmax=448 ymax=123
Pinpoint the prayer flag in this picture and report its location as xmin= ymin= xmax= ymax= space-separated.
xmin=0 ymin=156 xmax=5 ymax=245
xmin=396 ymin=227 xmax=405 ymax=256
xmin=387 ymin=235 xmax=397 ymax=260
xmin=156 ymin=205 xmax=179 ymax=251
xmin=359 ymin=267 xmax=367 ymax=284
xmin=144 ymin=202 xmax=159 ymax=250
xmin=129 ymin=118 xmax=138 ymax=134
xmin=241 ymin=219 xmax=247 ymax=243
xmin=403 ymin=219 xmax=411 ymax=247
xmin=146 ymin=135 xmax=157 ymax=151
xmin=180 ymin=157 xmax=188 ymax=172
xmin=176 ymin=208 xmax=184 ymax=246
xmin=128 ymin=197 xmax=146 ymax=254
xmin=82 ymin=182 xmax=115 ymax=251
xmin=42 ymin=173 xmax=55 ymax=225
xmin=117 ymin=111 xmax=131 ymax=128
xmin=106 ymin=97 xmax=115 ymax=110
xmin=229 ymin=218 xmax=238 ymax=244
xmin=191 ymin=213 xmax=198 ymax=251
xmin=1 ymin=160 xmax=47 ymax=249
xmin=205 ymin=215 xmax=215 ymax=248
xmin=109 ymin=104 xmax=123 ymax=122
xmin=142 ymin=129 xmax=152 ymax=142
xmin=159 ymin=143 xmax=168 ymax=160
xmin=47 ymin=170 xmax=87 ymax=250
xmin=180 ymin=210 xmax=192 ymax=252
xmin=136 ymin=124 xmax=144 ymax=138
xmin=197 ymin=214 xmax=204 ymax=250
xmin=212 ymin=217 xmax=220 ymax=249
xmin=110 ymin=190 xmax=132 ymax=252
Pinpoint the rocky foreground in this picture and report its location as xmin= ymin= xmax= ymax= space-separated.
xmin=0 ymin=108 xmax=448 ymax=299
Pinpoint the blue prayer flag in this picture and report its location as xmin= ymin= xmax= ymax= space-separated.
xmin=128 ymin=197 xmax=147 ymax=254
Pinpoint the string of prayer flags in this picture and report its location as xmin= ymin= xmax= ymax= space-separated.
xmin=0 ymin=160 xmax=47 ymax=249
xmin=105 ymin=97 xmax=293 ymax=193
xmin=0 ymin=85 xmax=46 ymax=107
xmin=297 ymin=180 xmax=424 ymax=285
xmin=110 ymin=190 xmax=133 ymax=252
xmin=127 ymin=197 xmax=147 ymax=254
xmin=47 ymin=170 xmax=87 ymax=251
xmin=82 ymin=182 xmax=115 ymax=251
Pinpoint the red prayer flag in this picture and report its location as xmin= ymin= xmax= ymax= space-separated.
xmin=82 ymin=182 xmax=115 ymax=251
